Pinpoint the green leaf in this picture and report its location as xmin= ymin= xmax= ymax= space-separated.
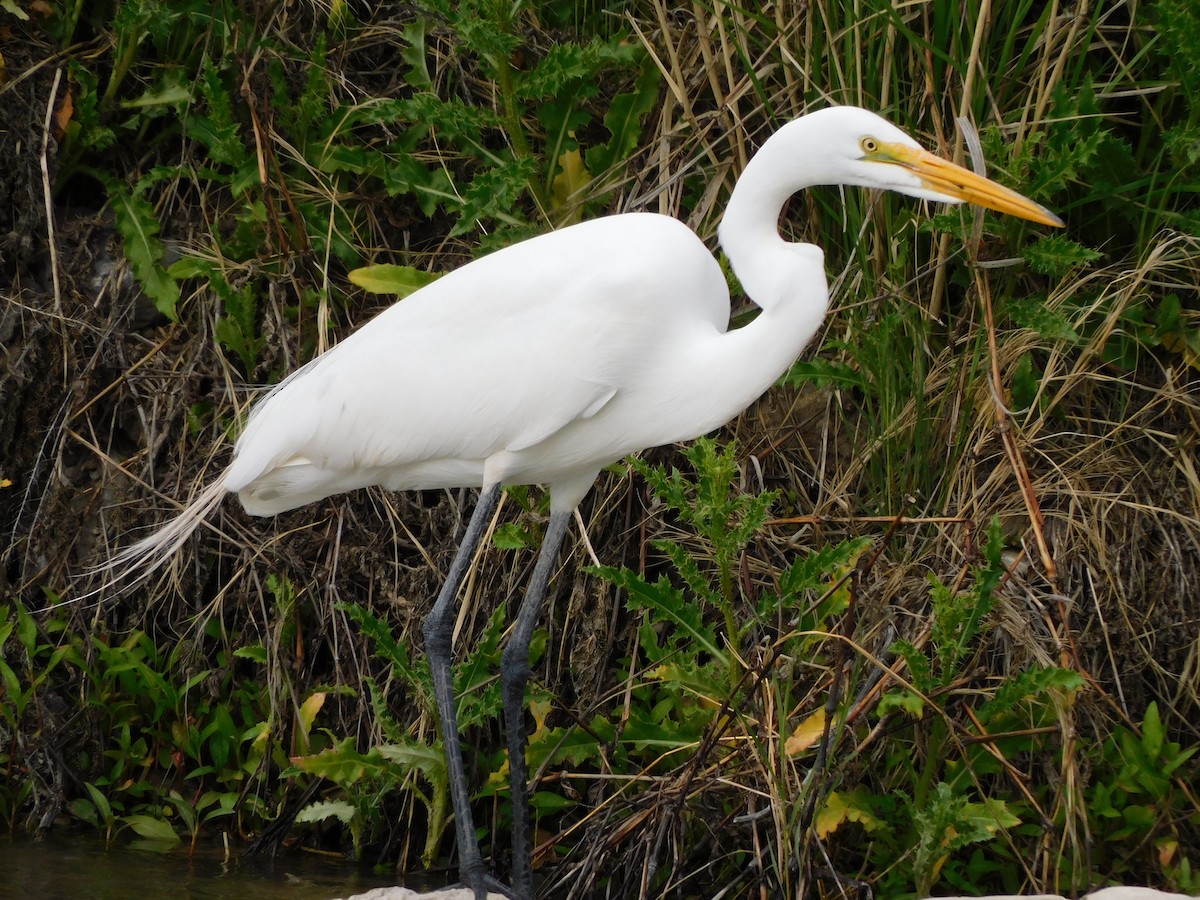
xmin=779 ymin=357 xmax=866 ymax=390
xmin=1020 ymin=234 xmax=1102 ymax=276
xmin=1005 ymin=296 xmax=1081 ymax=342
xmin=598 ymin=565 xmax=723 ymax=663
xmin=121 ymin=814 xmax=181 ymax=844
xmin=450 ymin=155 xmax=539 ymax=237
xmin=121 ymin=80 xmax=191 ymax=109
xmin=296 ymin=799 xmax=357 ymax=825
xmin=493 ymin=522 xmax=535 ymax=550
xmin=211 ymin=279 xmax=261 ymax=373
xmin=528 ymin=790 xmax=575 ymax=814
xmin=878 ymin=688 xmax=926 ymax=717
xmin=2 ymin=0 xmax=30 ymax=20
xmin=103 ymin=176 xmax=180 ymax=320
xmin=15 ymin=599 xmax=36 ymax=656
xmin=1141 ymin=701 xmax=1164 ymax=760
xmin=586 ymin=53 xmax=661 ymax=179
xmin=291 ymin=737 xmax=391 ymax=787
xmin=68 ymin=797 xmax=99 ymax=828
xmin=348 ymin=264 xmax=441 ymax=297
xmin=977 ymin=666 xmax=1085 ymax=723
xmin=400 ymin=19 xmax=431 ymax=89
xmin=233 ymin=644 xmax=268 ymax=663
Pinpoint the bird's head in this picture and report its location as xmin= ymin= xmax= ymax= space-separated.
xmin=797 ymin=107 xmax=1064 ymax=228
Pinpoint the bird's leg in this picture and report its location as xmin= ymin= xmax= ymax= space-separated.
xmin=500 ymin=510 xmax=572 ymax=900
xmin=423 ymin=483 xmax=505 ymax=900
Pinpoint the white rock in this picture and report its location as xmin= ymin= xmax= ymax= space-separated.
xmin=338 ymin=888 xmax=508 ymax=900
xmin=919 ymin=889 xmax=1194 ymax=900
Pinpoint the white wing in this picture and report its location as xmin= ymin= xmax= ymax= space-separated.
xmin=225 ymin=213 xmax=728 ymax=514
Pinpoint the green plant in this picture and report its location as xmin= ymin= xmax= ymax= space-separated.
xmin=288 ymin=600 xmax=522 ymax=869
xmin=1087 ymin=703 xmax=1199 ymax=881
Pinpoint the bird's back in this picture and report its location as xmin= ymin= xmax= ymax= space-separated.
xmin=225 ymin=212 xmax=730 ymax=515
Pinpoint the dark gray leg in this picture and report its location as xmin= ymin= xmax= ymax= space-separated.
xmin=423 ymin=483 xmax=506 ymax=900
xmin=500 ymin=510 xmax=572 ymax=900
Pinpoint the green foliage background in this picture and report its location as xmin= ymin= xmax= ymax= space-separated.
xmin=1 ymin=0 xmax=1198 ymax=897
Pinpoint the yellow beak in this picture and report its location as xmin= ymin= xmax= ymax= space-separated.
xmin=882 ymin=142 xmax=1064 ymax=228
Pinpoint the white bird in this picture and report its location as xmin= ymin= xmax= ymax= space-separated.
xmin=922 ymin=889 xmax=1194 ymax=899
xmin=106 ymin=106 xmax=1062 ymax=900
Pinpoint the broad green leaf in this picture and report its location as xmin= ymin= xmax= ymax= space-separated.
xmin=122 ymin=814 xmax=181 ymax=844
xmin=348 ymin=264 xmax=440 ymax=297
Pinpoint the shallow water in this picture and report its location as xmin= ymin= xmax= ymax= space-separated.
xmin=0 ymin=832 xmax=424 ymax=899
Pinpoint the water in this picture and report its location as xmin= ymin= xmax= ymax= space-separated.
xmin=0 ymin=833 xmax=415 ymax=900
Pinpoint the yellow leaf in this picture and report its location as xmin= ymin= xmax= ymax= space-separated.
xmin=528 ymin=698 xmax=553 ymax=741
xmin=1161 ymin=331 xmax=1200 ymax=371
xmin=815 ymin=790 xmax=849 ymax=838
xmin=1158 ymin=837 xmax=1179 ymax=866
xmin=54 ymin=89 xmax=74 ymax=139
xmin=816 ymin=789 xmax=887 ymax=839
xmin=785 ymin=708 xmax=826 ymax=756
xmin=551 ymin=147 xmax=592 ymax=223
xmin=297 ymin=691 xmax=327 ymax=740
xmin=348 ymin=263 xmax=440 ymax=297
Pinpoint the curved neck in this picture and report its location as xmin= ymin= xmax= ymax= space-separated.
xmin=682 ymin=118 xmax=833 ymax=426
xmin=717 ymin=117 xmax=834 ymax=308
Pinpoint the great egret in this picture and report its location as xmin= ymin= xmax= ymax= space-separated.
xmin=107 ymin=106 xmax=1062 ymax=900
xmin=921 ymin=889 xmax=1194 ymax=899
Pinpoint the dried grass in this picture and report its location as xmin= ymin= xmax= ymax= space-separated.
xmin=2 ymin=0 xmax=1197 ymax=895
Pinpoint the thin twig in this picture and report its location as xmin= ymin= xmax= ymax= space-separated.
xmin=41 ymin=67 xmax=63 ymax=315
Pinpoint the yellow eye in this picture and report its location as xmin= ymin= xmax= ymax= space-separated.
xmin=860 ymin=136 xmax=880 ymax=154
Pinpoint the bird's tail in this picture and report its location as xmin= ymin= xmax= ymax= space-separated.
xmin=98 ymin=473 xmax=231 ymax=585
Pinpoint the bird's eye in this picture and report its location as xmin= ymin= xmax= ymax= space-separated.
xmin=860 ymin=136 xmax=880 ymax=154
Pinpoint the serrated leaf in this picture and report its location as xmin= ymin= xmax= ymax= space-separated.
xmin=233 ymin=644 xmax=268 ymax=663
xmin=104 ymin=178 xmax=180 ymax=320
xmin=779 ymin=357 xmax=866 ymax=390
xmin=816 ymin=790 xmax=887 ymax=839
xmin=400 ymin=18 xmax=431 ymax=89
xmin=598 ymin=566 xmax=722 ymax=661
xmin=1021 ymin=234 xmax=1102 ymax=276
xmin=977 ymin=666 xmax=1084 ymax=722
xmin=492 ymin=522 xmax=535 ymax=550
xmin=296 ymin=799 xmax=357 ymax=825
xmin=877 ymin=688 xmax=926 ymax=717
xmin=122 ymin=81 xmax=191 ymax=109
xmin=450 ymin=156 xmax=538 ymax=237
xmin=1005 ymin=296 xmax=1080 ymax=342
xmin=961 ymin=797 xmax=1022 ymax=834
xmin=586 ymin=53 xmax=660 ymax=179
